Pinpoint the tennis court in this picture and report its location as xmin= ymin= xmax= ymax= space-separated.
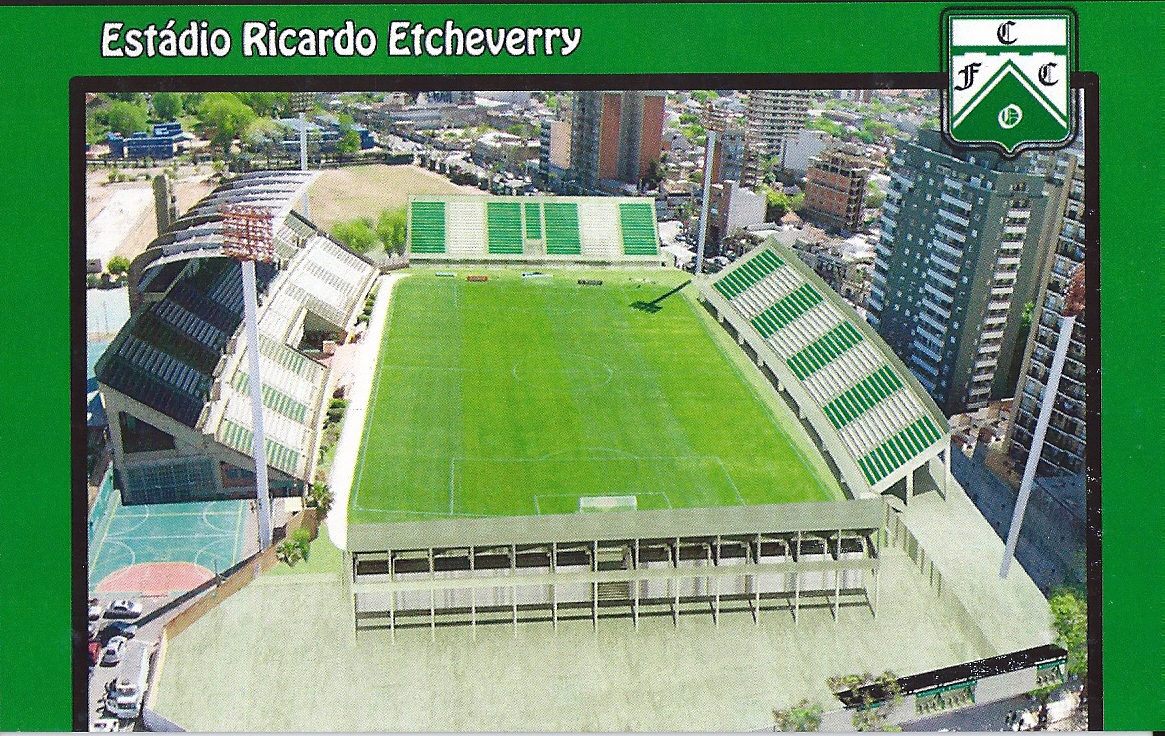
xmin=88 ymin=471 xmax=251 ymax=595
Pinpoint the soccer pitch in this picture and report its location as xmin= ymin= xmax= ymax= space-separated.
xmin=350 ymin=268 xmax=841 ymax=523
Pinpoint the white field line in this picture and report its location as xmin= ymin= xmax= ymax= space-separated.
xmin=327 ymin=272 xmax=410 ymax=550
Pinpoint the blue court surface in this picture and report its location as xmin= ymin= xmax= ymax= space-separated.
xmin=88 ymin=471 xmax=251 ymax=591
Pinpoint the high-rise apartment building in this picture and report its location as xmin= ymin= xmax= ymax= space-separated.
xmin=710 ymin=127 xmax=746 ymax=185
xmin=802 ymin=146 xmax=872 ymax=232
xmin=740 ymin=90 xmax=812 ymax=187
xmin=867 ymin=129 xmax=1057 ymax=416
xmin=1006 ymin=146 xmax=1086 ymax=477
xmin=569 ymin=91 xmax=665 ymax=191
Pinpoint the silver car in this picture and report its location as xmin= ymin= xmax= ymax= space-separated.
xmin=100 ymin=636 xmax=127 ymax=665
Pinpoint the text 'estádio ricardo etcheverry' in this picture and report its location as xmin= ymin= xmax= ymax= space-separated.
xmin=100 ymin=19 xmax=583 ymax=58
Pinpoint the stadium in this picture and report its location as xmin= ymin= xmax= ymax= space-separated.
xmin=97 ymin=175 xmax=1054 ymax=730
xmin=337 ymin=192 xmax=955 ymax=634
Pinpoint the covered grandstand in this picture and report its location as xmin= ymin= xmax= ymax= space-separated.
xmin=406 ymin=194 xmax=663 ymax=263
xmin=96 ymin=171 xmax=379 ymax=505
xmin=699 ymin=240 xmax=953 ymax=501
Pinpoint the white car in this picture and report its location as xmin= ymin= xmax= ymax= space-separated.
xmin=88 ymin=598 xmax=103 ymax=621
xmin=90 ymin=718 xmax=120 ymax=732
xmin=100 ymin=636 xmax=127 ymax=665
xmin=105 ymin=600 xmax=142 ymax=619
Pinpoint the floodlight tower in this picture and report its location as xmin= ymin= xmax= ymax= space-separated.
xmin=1000 ymin=266 xmax=1086 ymax=578
xmin=288 ymin=92 xmax=314 ymax=217
xmin=222 ymin=203 xmax=277 ymax=551
xmin=694 ymin=103 xmax=728 ymax=276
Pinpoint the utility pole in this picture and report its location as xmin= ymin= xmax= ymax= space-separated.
xmin=1001 ymin=266 xmax=1085 ymax=578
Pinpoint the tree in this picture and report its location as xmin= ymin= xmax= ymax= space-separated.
xmin=330 ymin=218 xmax=378 ymax=253
xmin=309 ymin=482 xmax=334 ymax=518
xmin=237 ymin=92 xmax=289 ymax=118
xmin=335 ymin=129 xmax=361 ymax=162
xmin=197 ymin=92 xmax=256 ymax=153
xmin=151 ymin=92 xmax=182 ymax=121
xmin=107 ymin=255 xmax=131 ymax=275
xmin=105 ymin=101 xmax=148 ymax=137
xmin=375 ymin=207 xmax=408 ymax=254
xmin=865 ymin=181 xmax=886 ymax=210
xmin=1050 ymin=587 xmax=1087 ymax=684
xmin=275 ymin=538 xmax=303 ymax=567
xmin=290 ymin=527 xmax=312 ymax=562
xmin=773 ymin=699 xmax=823 ymax=732
xmin=827 ymin=671 xmax=903 ymax=732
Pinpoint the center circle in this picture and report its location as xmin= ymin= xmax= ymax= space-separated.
xmin=512 ymin=354 xmax=614 ymax=391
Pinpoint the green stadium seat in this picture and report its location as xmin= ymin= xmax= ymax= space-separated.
xmin=821 ymin=366 xmax=904 ymax=429
xmin=487 ymin=202 xmax=524 ymax=254
xmin=409 ymin=201 xmax=447 ymax=253
xmin=618 ymin=202 xmax=659 ymax=255
xmin=786 ymin=322 xmax=865 ymax=380
xmin=524 ymin=202 xmax=543 ymax=240
xmin=857 ymin=416 xmax=943 ymax=485
xmin=749 ymin=283 xmax=823 ymax=338
xmin=713 ymin=248 xmax=785 ymax=300
xmin=544 ymin=202 xmax=582 ymax=255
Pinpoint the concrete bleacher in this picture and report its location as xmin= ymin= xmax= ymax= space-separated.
xmin=96 ymin=170 xmax=377 ymax=500
xmin=705 ymin=242 xmax=950 ymax=497
xmin=407 ymin=195 xmax=660 ymax=262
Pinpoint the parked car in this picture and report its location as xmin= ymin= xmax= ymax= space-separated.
xmin=105 ymin=600 xmax=142 ymax=619
xmin=88 ymin=621 xmax=99 ymax=640
xmin=88 ymin=598 xmax=103 ymax=621
xmin=99 ymin=622 xmax=138 ymax=643
xmin=90 ymin=718 xmax=120 ymax=732
xmin=100 ymin=636 xmax=127 ymax=665
xmin=88 ymin=641 xmax=101 ymax=666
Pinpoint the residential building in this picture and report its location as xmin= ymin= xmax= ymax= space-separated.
xmin=782 ymin=128 xmax=832 ymax=176
xmin=740 ymin=90 xmax=812 ymax=187
xmin=802 ymin=146 xmax=872 ymax=233
xmin=1006 ymin=146 xmax=1086 ymax=477
xmin=866 ymin=129 xmax=1056 ymax=416
xmin=710 ymin=128 xmax=746 ymax=184
xmin=568 ymin=91 xmax=666 ymax=191
xmin=702 ymin=181 xmax=766 ymax=253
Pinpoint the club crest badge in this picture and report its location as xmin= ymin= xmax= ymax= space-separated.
xmin=942 ymin=9 xmax=1076 ymax=155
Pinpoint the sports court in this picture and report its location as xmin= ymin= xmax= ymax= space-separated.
xmin=88 ymin=470 xmax=251 ymax=595
xmin=350 ymin=268 xmax=841 ymax=524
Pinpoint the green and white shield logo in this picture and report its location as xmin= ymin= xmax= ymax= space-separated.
xmin=943 ymin=10 xmax=1076 ymax=154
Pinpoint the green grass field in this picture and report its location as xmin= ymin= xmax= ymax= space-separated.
xmin=350 ymin=268 xmax=840 ymax=523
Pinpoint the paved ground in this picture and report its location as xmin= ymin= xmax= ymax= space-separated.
xmin=951 ymin=446 xmax=1084 ymax=594
xmin=904 ymin=682 xmax=1085 ymax=732
xmin=153 ymin=546 xmax=989 ymax=732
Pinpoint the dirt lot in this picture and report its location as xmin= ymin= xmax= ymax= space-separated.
xmin=306 ymin=164 xmax=480 ymax=230
xmin=85 ymin=164 xmax=217 ymax=262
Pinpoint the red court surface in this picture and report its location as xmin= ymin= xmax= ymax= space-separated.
xmin=95 ymin=562 xmax=214 ymax=597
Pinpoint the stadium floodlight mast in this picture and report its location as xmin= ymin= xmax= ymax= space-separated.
xmin=1000 ymin=265 xmax=1086 ymax=578
xmin=288 ymin=92 xmax=314 ymax=216
xmin=694 ymin=103 xmax=729 ymax=276
xmin=221 ymin=203 xmax=277 ymax=551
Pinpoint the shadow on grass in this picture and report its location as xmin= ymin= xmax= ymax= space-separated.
xmin=631 ymin=280 xmax=691 ymax=313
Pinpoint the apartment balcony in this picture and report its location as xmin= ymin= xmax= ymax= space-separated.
xmin=910 ymin=350 xmax=941 ymax=375
xmin=926 ymin=267 xmax=957 ymax=290
xmin=935 ymin=223 xmax=967 ymax=243
xmin=918 ymin=310 xmax=947 ymax=334
xmin=1003 ymin=225 xmax=1028 ymax=236
xmin=940 ymin=191 xmax=973 ymax=211
xmin=938 ymin=207 xmax=970 ymax=228
xmin=987 ymin=299 xmax=1011 ymax=313
xmin=994 ymin=270 xmax=1018 ymax=283
xmin=923 ymin=282 xmax=954 ymax=305
xmin=1007 ymin=208 xmax=1031 ymax=218
xmin=933 ymin=239 xmax=963 ymax=262
xmin=981 ymin=328 xmax=1005 ymax=341
xmin=889 ymin=169 xmax=914 ymax=188
xmin=921 ymin=297 xmax=951 ymax=320
xmin=932 ymin=254 xmax=961 ymax=275
xmin=974 ymin=357 xmax=996 ymax=371
xmin=871 ymin=269 xmax=887 ymax=286
xmin=916 ymin=322 xmax=944 ymax=346
xmin=997 ymin=256 xmax=1021 ymax=268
